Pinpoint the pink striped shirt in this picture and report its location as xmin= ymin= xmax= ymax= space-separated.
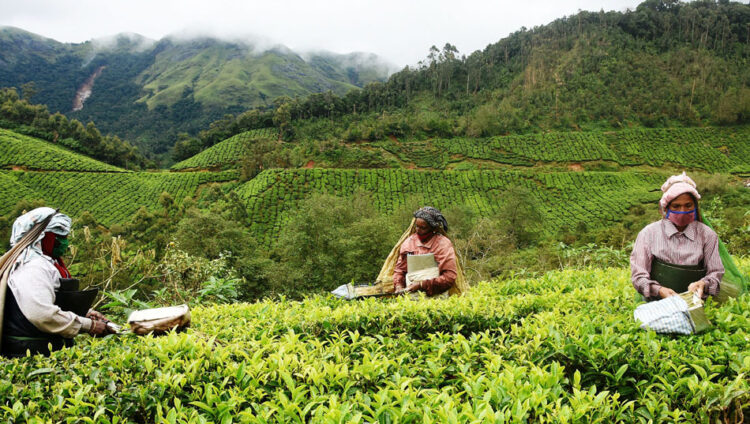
xmin=630 ymin=219 xmax=723 ymax=299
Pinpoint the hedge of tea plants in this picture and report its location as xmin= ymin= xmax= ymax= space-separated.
xmin=172 ymin=128 xmax=278 ymax=171
xmin=235 ymin=168 xmax=666 ymax=246
xmin=1 ymin=263 xmax=747 ymax=423
xmin=376 ymin=126 xmax=750 ymax=172
xmin=0 ymin=170 xmax=238 ymax=225
xmin=0 ymin=128 xmax=127 ymax=172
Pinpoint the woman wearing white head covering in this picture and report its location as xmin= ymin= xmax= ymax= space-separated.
xmin=630 ymin=173 xmax=724 ymax=301
xmin=2 ymin=207 xmax=112 ymax=357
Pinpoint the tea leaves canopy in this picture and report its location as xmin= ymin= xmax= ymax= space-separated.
xmin=0 ymin=129 xmax=127 ymax=172
xmin=1 ymin=265 xmax=747 ymax=422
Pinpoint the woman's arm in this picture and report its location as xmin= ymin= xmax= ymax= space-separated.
xmin=9 ymin=261 xmax=92 ymax=338
xmin=630 ymin=229 xmax=664 ymax=299
xmin=421 ymin=238 xmax=457 ymax=296
xmin=393 ymin=252 xmax=408 ymax=291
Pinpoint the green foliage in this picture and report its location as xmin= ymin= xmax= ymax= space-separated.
xmin=171 ymin=128 xmax=278 ymax=170
xmin=0 ymin=128 xmax=127 ymax=172
xmin=235 ymin=168 xmax=666 ymax=246
xmin=0 ymin=170 xmax=238 ymax=226
xmin=0 ymin=88 xmax=149 ymax=169
xmin=269 ymin=192 xmax=399 ymax=296
xmin=496 ymin=186 xmax=543 ymax=248
xmin=1 ymin=266 xmax=748 ymax=422
xmin=173 ymin=125 xmax=750 ymax=176
xmin=373 ymin=126 xmax=750 ymax=172
xmin=272 ymin=1 xmax=750 ymax=144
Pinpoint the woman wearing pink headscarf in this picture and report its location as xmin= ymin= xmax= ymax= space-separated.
xmin=630 ymin=172 xmax=724 ymax=301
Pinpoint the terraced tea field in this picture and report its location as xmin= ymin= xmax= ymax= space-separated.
xmin=0 ymin=128 xmax=127 ymax=172
xmin=377 ymin=126 xmax=750 ymax=172
xmin=236 ymin=169 xmax=666 ymax=245
xmin=0 ymin=170 xmax=238 ymax=225
xmin=172 ymin=128 xmax=278 ymax=170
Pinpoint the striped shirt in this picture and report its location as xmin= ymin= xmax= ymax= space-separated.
xmin=630 ymin=219 xmax=723 ymax=299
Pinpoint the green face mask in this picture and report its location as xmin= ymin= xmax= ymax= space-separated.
xmin=51 ymin=237 xmax=69 ymax=258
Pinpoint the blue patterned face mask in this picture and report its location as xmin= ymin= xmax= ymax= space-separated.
xmin=666 ymin=209 xmax=697 ymax=227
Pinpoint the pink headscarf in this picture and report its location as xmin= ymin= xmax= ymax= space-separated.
xmin=659 ymin=172 xmax=701 ymax=215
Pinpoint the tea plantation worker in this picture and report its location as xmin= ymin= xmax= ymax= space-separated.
xmin=630 ymin=172 xmax=724 ymax=301
xmin=1 ymin=207 xmax=113 ymax=358
xmin=393 ymin=207 xmax=458 ymax=297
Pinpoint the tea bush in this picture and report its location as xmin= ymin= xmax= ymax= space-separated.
xmin=0 ymin=170 xmax=238 ymax=225
xmin=171 ymin=129 xmax=278 ymax=171
xmin=0 ymin=129 xmax=126 ymax=172
xmin=1 ymin=263 xmax=747 ymax=423
xmin=376 ymin=126 xmax=750 ymax=172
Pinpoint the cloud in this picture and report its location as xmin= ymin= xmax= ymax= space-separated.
xmin=0 ymin=0 xmax=643 ymax=66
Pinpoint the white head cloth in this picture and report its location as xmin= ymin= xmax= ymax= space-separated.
xmin=10 ymin=207 xmax=71 ymax=267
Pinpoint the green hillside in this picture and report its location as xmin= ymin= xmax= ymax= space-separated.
xmin=174 ymin=126 xmax=750 ymax=174
xmin=137 ymin=44 xmax=362 ymax=110
xmin=266 ymin=1 xmax=750 ymax=146
xmin=171 ymin=128 xmax=278 ymax=170
xmin=0 ymin=128 xmax=127 ymax=172
xmin=0 ymin=89 xmax=150 ymax=169
xmin=236 ymin=169 xmax=665 ymax=246
xmin=0 ymin=28 xmax=391 ymax=155
xmin=0 ymin=170 xmax=237 ymax=225
xmin=2 ymin=265 xmax=747 ymax=422
xmin=382 ymin=126 xmax=750 ymax=172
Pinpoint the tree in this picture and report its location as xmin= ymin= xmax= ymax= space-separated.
xmin=498 ymin=186 xmax=543 ymax=248
xmin=20 ymin=82 xmax=37 ymax=102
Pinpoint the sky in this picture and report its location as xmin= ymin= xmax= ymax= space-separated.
xmin=0 ymin=0 xmax=644 ymax=67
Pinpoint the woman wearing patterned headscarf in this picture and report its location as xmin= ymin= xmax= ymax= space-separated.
xmin=1 ymin=207 xmax=113 ymax=357
xmin=630 ymin=173 xmax=724 ymax=301
xmin=393 ymin=207 xmax=458 ymax=296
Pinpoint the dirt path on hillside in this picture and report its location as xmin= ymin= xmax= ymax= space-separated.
xmin=73 ymin=66 xmax=106 ymax=112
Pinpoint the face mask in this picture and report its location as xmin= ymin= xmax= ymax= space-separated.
xmin=666 ymin=209 xmax=696 ymax=228
xmin=51 ymin=237 xmax=69 ymax=258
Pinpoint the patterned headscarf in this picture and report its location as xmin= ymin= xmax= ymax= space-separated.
xmin=10 ymin=207 xmax=71 ymax=266
xmin=413 ymin=206 xmax=448 ymax=233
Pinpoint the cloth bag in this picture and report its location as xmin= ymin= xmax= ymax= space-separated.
xmin=634 ymin=292 xmax=711 ymax=334
xmin=127 ymin=304 xmax=191 ymax=335
xmin=405 ymin=253 xmax=439 ymax=287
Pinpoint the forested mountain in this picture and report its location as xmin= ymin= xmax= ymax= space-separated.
xmin=258 ymin=0 xmax=749 ymax=142
xmin=0 ymin=27 xmax=392 ymax=156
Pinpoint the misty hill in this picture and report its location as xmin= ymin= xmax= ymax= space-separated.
xmin=257 ymin=0 xmax=750 ymax=144
xmin=0 ymin=27 xmax=392 ymax=156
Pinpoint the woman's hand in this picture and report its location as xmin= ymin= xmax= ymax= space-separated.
xmin=396 ymin=280 xmax=424 ymax=294
xmin=404 ymin=282 xmax=421 ymax=293
xmin=658 ymin=287 xmax=677 ymax=299
xmin=88 ymin=320 xmax=114 ymax=336
xmin=688 ymin=280 xmax=706 ymax=299
xmin=86 ymin=310 xmax=107 ymax=321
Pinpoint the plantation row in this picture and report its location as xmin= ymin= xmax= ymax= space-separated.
xmin=2 ymin=264 xmax=747 ymax=422
xmin=376 ymin=126 xmax=750 ymax=172
xmin=172 ymin=128 xmax=279 ymax=171
xmin=0 ymin=170 xmax=238 ymax=225
xmin=0 ymin=128 xmax=127 ymax=173
xmin=235 ymin=168 xmax=665 ymax=246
